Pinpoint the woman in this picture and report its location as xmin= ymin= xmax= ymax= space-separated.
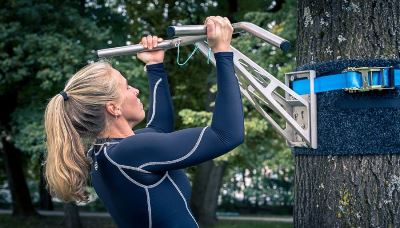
xmin=44 ymin=16 xmax=244 ymax=228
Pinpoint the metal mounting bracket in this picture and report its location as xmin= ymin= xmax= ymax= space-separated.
xmin=196 ymin=42 xmax=317 ymax=149
xmin=284 ymin=70 xmax=317 ymax=148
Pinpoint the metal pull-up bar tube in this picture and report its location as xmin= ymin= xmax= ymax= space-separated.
xmin=167 ymin=22 xmax=291 ymax=52
xmin=97 ymin=35 xmax=206 ymax=58
xmin=97 ymin=21 xmax=290 ymax=57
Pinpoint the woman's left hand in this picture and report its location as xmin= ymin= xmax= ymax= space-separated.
xmin=137 ymin=35 xmax=165 ymax=65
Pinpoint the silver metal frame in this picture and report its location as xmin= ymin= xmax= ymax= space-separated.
xmin=96 ymin=22 xmax=317 ymax=148
xmin=196 ymin=42 xmax=317 ymax=149
xmin=284 ymin=70 xmax=317 ymax=148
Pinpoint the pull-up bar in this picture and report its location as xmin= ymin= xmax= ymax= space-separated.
xmin=167 ymin=22 xmax=291 ymax=52
xmin=97 ymin=22 xmax=290 ymax=58
xmin=97 ymin=22 xmax=317 ymax=149
xmin=97 ymin=36 xmax=206 ymax=58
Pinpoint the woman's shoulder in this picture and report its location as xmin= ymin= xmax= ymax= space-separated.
xmin=105 ymin=133 xmax=162 ymax=166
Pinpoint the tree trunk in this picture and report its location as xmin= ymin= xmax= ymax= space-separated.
xmin=295 ymin=0 xmax=400 ymax=227
xmin=190 ymin=67 xmax=228 ymax=227
xmin=190 ymin=161 xmax=227 ymax=227
xmin=1 ymin=134 xmax=37 ymax=217
xmin=39 ymin=153 xmax=53 ymax=210
xmin=64 ymin=202 xmax=83 ymax=228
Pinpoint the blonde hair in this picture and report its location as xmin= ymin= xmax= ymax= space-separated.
xmin=44 ymin=61 xmax=120 ymax=202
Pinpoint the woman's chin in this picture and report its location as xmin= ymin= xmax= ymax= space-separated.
xmin=141 ymin=113 xmax=146 ymax=121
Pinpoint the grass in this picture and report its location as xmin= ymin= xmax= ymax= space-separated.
xmin=214 ymin=220 xmax=292 ymax=228
xmin=0 ymin=215 xmax=293 ymax=228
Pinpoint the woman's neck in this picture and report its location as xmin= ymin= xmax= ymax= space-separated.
xmin=99 ymin=118 xmax=135 ymax=139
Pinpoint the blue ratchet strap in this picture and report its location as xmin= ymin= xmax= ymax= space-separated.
xmin=292 ymin=68 xmax=400 ymax=95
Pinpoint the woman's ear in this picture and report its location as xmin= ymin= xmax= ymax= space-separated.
xmin=105 ymin=101 xmax=120 ymax=117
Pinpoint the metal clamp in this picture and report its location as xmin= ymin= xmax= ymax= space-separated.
xmin=345 ymin=67 xmax=394 ymax=92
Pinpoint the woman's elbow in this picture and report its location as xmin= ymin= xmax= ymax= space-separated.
xmin=227 ymin=130 xmax=245 ymax=149
xmin=237 ymin=124 xmax=245 ymax=144
xmin=235 ymin=131 xmax=245 ymax=146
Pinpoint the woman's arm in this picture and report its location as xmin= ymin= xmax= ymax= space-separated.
xmin=110 ymin=52 xmax=244 ymax=172
xmin=135 ymin=63 xmax=174 ymax=133
xmin=109 ymin=17 xmax=244 ymax=172
xmin=134 ymin=36 xmax=174 ymax=134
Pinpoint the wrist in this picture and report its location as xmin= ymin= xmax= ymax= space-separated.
xmin=144 ymin=62 xmax=164 ymax=72
xmin=146 ymin=61 xmax=164 ymax=65
xmin=212 ymin=47 xmax=232 ymax=53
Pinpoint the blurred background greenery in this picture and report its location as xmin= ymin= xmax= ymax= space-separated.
xmin=0 ymin=0 xmax=296 ymax=227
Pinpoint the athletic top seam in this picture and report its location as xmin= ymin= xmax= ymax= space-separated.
xmin=99 ymin=143 xmax=150 ymax=173
xmin=146 ymin=78 xmax=162 ymax=127
xmin=145 ymin=188 xmax=152 ymax=228
xmin=167 ymin=174 xmax=199 ymax=228
xmin=138 ymin=127 xmax=208 ymax=169
xmin=104 ymin=146 xmax=168 ymax=188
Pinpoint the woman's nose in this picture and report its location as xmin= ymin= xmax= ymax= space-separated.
xmin=134 ymin=88 xmax=140 ymax=95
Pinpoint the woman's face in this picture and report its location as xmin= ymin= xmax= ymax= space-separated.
xmin=111 ymin=68 xmax=145 ymax=125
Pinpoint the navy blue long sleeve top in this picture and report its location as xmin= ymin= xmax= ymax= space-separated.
xmin=89 ymin=52 xmax=244 ymax=228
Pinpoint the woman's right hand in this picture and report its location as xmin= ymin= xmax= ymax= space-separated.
xmin=137 ymin=35 xmax=165 ymax=65
xmin=205 ymin=16 xmax=233 ymax=53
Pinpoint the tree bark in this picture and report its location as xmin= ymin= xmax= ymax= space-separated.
xmin=1 ymin=134 xmax=37 ymax=217
xmin=39 ymin=153 xmax=53 ymax=210
xmin=190 ymin=161 xmax=227 ymax=227
xmin=64 ymin=202 xmax=83 ymax=228
xmin=295 ymin=0 xmax=400 ymax=227
xmin=295 ymin=155 xmax=400 ymax=227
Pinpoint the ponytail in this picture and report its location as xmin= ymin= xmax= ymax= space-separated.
xmin=44 ymin=61 xmax=120 ymax=202
xmin=44 ymin=95 xmax=89 ymax=202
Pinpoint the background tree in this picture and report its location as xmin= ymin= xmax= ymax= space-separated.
xmin=295 ymin=0 xmax=400 ymax=226
xmin=0 ymin=0 xmax=129 ymax=220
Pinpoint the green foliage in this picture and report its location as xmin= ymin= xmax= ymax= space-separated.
xmin=1 ymin=1 xmax=106 ymax=94
xmin=11 ymin=107 xmax=45 ymax=159
xmin=179 ymin=109 xmax=212 ymax=126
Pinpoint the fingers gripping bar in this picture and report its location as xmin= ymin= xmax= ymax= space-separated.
xmin=167 ymin=22 xmax=291 ymax=52
xmin=97 ymin=36 xmax=206 ymax=58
